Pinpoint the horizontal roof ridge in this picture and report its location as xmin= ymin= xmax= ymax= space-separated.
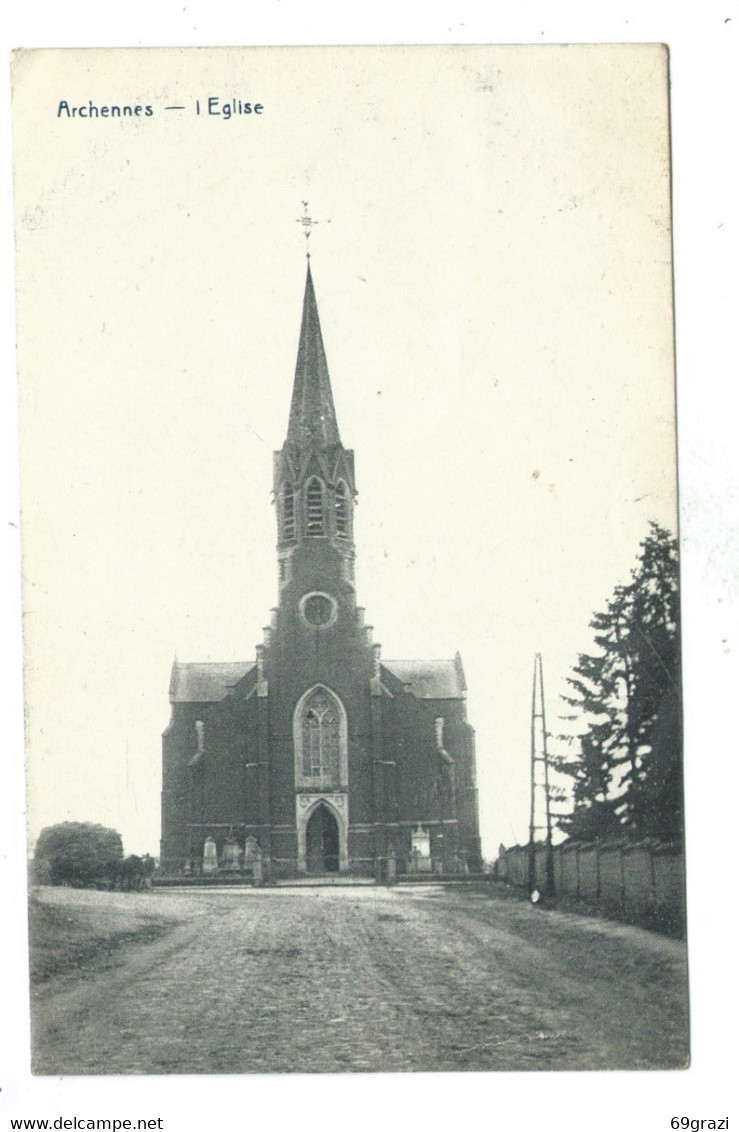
xmin=170 ymin=660 xmax=255 ymax=703
xmin=382 ymin=659 xmax=465 ymax=700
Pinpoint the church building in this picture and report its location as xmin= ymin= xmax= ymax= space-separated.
xmin=160 ymin=260 xmax=482 ymax=879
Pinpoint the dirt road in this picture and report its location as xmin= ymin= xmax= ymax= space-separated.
xmin=30 ymin=883 xmax=689 ymax=1074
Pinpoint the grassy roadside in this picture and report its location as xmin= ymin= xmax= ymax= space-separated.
xmin=28 ymin=887 xmax=182 ymax=983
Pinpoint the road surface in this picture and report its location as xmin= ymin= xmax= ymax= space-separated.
xmin=31 ymin=883 xmax=689 ymax=1074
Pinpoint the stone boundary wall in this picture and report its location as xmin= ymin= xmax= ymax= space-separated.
xmin=495 ymin=839 xmax=685 ymax=930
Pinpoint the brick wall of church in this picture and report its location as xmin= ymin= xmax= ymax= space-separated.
xmin=161 ymin=674 xmax=481 ymax=875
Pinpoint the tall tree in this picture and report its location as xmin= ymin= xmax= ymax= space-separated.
xmin=556 ymin=524 xmax=682 ymax=842
xmin=621 ymin=524 xmax=682 ymax=839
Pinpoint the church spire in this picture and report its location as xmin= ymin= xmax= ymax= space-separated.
xmin=273 ymin=257 xmax=356 ymax=580
xmin=286 ymin=262 xmax=341 ymax=450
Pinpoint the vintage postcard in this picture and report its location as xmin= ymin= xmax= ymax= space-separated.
xmin=12 ymin=44 xmax=687 ymax=1077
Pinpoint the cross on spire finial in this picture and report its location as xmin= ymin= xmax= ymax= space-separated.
xmin=296 ymin=202 xmax=327 ymax=259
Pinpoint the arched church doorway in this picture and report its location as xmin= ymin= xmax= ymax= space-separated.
xmin=305 ymin=803 xmax=340 ymax=874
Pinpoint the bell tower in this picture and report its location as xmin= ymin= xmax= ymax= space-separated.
xmin=267 ymin=257 xmax=367 ymax=877
xmin=272 ymin=261 xmax=357 ymax=615
xmin=161 ymin=238 xmax=482 ymax=881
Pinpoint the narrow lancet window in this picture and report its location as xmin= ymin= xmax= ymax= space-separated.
xmin=305 ymin=477 xmax=325 ymax=536
xmin=282 ymin=484 xmax=296 ymax=541
xmin=335 ymin=480 xmax=351 ymax=538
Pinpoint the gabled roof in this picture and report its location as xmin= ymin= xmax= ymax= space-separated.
xmin=383 ymin=656 xmax=467 ymax=700
xmin=286 ymin=263 xmax=341 ymax=450
xmin=169 ymin=661 xmax=254 ymax=703
xmin=169 ymin=657 xmax=466 ymax=704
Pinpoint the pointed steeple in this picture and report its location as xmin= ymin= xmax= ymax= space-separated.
xmin=273 ymin=258 xmax=356 ymax=584
xmin=286 ymin=263 xmax=341 ymax=450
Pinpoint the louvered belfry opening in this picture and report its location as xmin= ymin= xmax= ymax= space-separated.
xmin=305 ymin=477 xmax=326 ymax=536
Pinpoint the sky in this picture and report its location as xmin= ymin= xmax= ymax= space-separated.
xmin=2 ymin=7 xmax=737 ymax=1131
xmin=13 ymin=44 xmax=679 ymax=860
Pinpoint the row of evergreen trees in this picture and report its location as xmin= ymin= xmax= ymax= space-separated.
xmin=554 ymin=522 xmax=683 ymax=844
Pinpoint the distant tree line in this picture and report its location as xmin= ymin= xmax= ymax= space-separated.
xmin=32 ymin=822 xmax=155 ymax=890
xmin=555 ymin=523 xmax=683 ymax=843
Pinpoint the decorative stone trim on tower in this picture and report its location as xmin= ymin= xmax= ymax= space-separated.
xmin=187 ymin=720 xmax=205 ymax=767
xmin=370 ymin=642 xmax=382 ymax=697
xmin=342 ymin=555 xmax=356 ymax=586
xmin=278 ymin=551 xmax=294 ymax=589
xmin=435 ymin=716 xmax=454 ymax=765
xmin=256 ymin=645 xmax=268 ymax=697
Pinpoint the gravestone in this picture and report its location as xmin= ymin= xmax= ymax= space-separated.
xmin=411 ymin=825 xmax=432 ymax=873
xmin=202 ymin=836 xmax=218 ymax=874
xmin=222 ymin=837 xmax=241 ymax=871
xmin=243 ymin=835 xmax=262 ymax=882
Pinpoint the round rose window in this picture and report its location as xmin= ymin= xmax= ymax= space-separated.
xmin=300 ymin=592 xmax=337 ymax=629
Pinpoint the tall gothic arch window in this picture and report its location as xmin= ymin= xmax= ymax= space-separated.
xmin=335 ymin=480 xmax=351 ymax=539
xmin=282 ymin=483 xmax=296 ymax=541
xmin=303 ymin=693 xmax=340 ymax=779
xmin=294 ymin=685 xmax=348 ymax=789
xmin=305 ymin=477 xmax=325 ymax=536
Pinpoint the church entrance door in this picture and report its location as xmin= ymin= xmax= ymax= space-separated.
xmin=305 ymin=803 xmax=340 ymax=874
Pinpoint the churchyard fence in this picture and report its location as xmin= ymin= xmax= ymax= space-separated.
xmin=495 ymin=839 xmax=685 ymax=933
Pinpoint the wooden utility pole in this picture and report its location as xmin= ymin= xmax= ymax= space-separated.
xmin=528 ymin=652 xmax=555 ymax=896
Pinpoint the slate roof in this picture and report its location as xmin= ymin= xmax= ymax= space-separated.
xmin=169 ymin=661 xmax=254 ymax=703
xmin=383 ymin=656 xmax=467 ymax=699
xmin=169 ymin=656 xmax=466 ymax=704
xmin=286 ymin=263 xmax=341 ymax=450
